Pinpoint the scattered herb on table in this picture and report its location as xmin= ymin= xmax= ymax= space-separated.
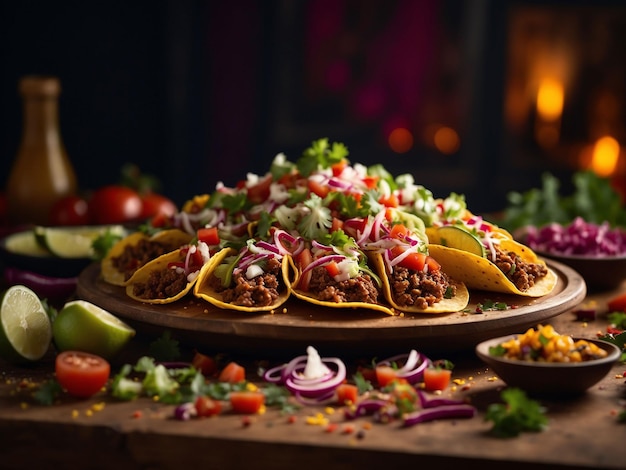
xmin=485 ymin=387 xmax=548 ymax=438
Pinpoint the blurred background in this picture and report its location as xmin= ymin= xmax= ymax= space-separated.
xmin=1 ymin=0 xmax=625 ymax=214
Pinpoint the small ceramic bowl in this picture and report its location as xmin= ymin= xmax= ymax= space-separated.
xmin=536 ymin=251 xmax=626 ymax=291
xmin=475 ymin=334 xmax=621 ymax=396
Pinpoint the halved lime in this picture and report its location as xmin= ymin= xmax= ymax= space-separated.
xmin=0 ymin=285 xmax=52 ymax=363
xmin=35 ymin=225 xmax=126 ymax=259
xmin=436 ymin=225 xmax=486 ymax=257
xmin=4 ymin=230 xmax=52 ymax=257
xmin=53 ymin=300 xmax=136 ymax=359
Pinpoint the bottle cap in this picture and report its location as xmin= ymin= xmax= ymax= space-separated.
xmin=19 ymin=76 xmax=61 ymax=97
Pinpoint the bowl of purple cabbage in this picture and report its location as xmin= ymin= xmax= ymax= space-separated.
xmin=517 ymin=217 xmax=626 ymax=291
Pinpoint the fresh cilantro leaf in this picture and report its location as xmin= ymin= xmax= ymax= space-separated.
xmin=485 ymin=388 xmax=548 ymax=438
xmin=298 ymin=193 xmax=332 ymax=240
xmin=149 ymin=331 xmax=181 ymax=362
xmin=296 ymin=138 xmax=349 ymax=177
xmin=353 ymin=371 xmax=374 ymax=394
xmin=33 ymin=379 xmax=63 ymax=405
xmin=91 ymin=228 xmax=125 ymax=261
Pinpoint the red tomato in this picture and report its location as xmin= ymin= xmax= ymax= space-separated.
xmin=296 ymin=248 xmax=313 ymax=291
xmin=89 ymin=185 xmax=143 ymax=224
xmin=55 ymin=351 xmax=110 ymax=398
xmin=49 ymin=195 xmax=90 ymax=226
xmin=246 ymin=174 xmax=273 ymax=205
xmin=375 ymin=365 xmax=398 ymax=388
xmin=191 ymin=351 xmax=217 ymax=376
xmin=140 ymin=192 xmax=177 ymax=220
xmin=197 ymin=226 xmax=220 ymax=246
xmin=229 ymin=391 xmax=265 ymax=414
xmin=195 ymin=395 xmax=222 ymax=417
xmin=608 ymin=293 xmax=626 ymax=313
xmin=325 ymin=260 xmax=341 ymax=278
xmin=423 ymin=368 xmax=452 ymax=391
xmin=308 ymin=180 xmax=330 ymax=198
xmin=336 ymin=383 xmax=359 ymax=405
xmin=331 ymin=217 xmax=344 ymax=233
xmin=218 ymin=361 xmax=246 ymax=383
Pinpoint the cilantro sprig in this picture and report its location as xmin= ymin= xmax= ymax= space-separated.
xmin=296 ymin=138 xmax=349 ymax=177
xmin=485 ymin=388 xmax=548 ymax=438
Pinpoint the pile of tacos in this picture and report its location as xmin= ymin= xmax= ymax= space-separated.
xmin=100 ymin=138 xmax=557 ymax=314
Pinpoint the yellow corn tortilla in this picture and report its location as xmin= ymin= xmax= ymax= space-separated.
xmin=284 ymin=256 xmax=396 ymax=316
xmin=101 ymin=229 xmax=193 ymax=286
xmin=427 ymin=241 xmax=558 ymax=297
xmin=125 ymin=247 xmax=206 ymax=304
xmin=194 ymin=247 xmax=291 ymax=313
xmin=368 ymin=252 xmax=470 ymax=314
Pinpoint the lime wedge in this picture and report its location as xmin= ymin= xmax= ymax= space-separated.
xmin=35 ymin=225 xmax=126 ymax=258
xmin=436 ymin=225 xmax=486 ymax=257
xmin=4 ymin=231 xmax=52 ymax=257
xmin=0 ymin=285 xmax=52 ymax=363
xmin=53 ymin=300 xmax=135 ymax=359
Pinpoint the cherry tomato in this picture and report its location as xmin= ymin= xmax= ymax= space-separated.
xmin=140 ymin=192 xmax=177 ymax=220
xmin=336 ymin=383 xmax=359 ymax=405
xmin=195 ymin=395 xmax=222 ymax=417
xmin=608 ymin=293 xmax=626 ymax=313
xmin=55 ymin=351 xmax=110 ymax=398
xmin=229 ymin=391 xmax=265 ymax=414
xmin=191 ymin=351 xmax=218 ymax=376
xmin=218 ymin=361 xmax=246 ymax=383
xmin=423 ymin=367 xmax=452 ymax=391
xmin=89 ymin=185 xmax=143 ymax=224
xmin=49 ymin=195 xmax=90 ymax=226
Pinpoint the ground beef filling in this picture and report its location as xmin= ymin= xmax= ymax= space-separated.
xmin=112 ymin=239 xmax=173 ymax=281
xmin=493 ymin=246 xmax=548 ymax=292
xmin=132 ymin=267 xmax=188 ymax=300
xmin=308 ymin=266 xmax=380 ymax=304
xmin=390 ymin=266 xmax=454 ymax=309
xmin=208 ymin=257 xmax=282 ymax=307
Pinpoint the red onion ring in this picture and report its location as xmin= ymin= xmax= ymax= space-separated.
xmin=376 ymin=350 xmax=430 ymax=384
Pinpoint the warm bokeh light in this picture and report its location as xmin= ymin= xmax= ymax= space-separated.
xmin=536 ymin=78 xmax=564 ymax=122
xmin=589 ymin=136 xmax=620 ymax=177
xmin=388 ymin=128 xmax=414 ymax=154
xmin=433 ymin=126 xmax=460 ymax=155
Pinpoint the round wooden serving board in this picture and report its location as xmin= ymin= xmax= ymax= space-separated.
xmin=76 ymin=260 xmax=586 ymax=357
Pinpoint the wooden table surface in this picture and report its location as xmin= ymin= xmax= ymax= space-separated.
xmin=1 ymin=276 xmax=625 ymax=470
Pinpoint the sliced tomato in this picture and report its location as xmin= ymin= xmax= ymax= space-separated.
xmin=308 ymin=180 xmax=330 ymax=198
xmin=218 ymin=361 xmax=246 ymax=383
xmin=608 ymin=293 xmax=626 ymax=313
xmin=423 ymin=368 xmax=452 ymax=391
xmin=247 ymin=174 xmax=273 ymax=204
xmin=375 ymin=365 xmax=398 ymax=388
xmin=55 ymin=351 xmax=110 ymax=398
xmin=230 ymin=391 xmax=265 ymax=414
xmin=296 ymin=247 xmax=313 ymax=291
xmin=336 ymin=383 xmax=359 ymax=405
xmin=197 ymin=226 xmax=220 ymax=246
xmin=195 ymin=395 xmax=222 ymax=417
xmin=191 ymin=351 xmax=218 ymax=377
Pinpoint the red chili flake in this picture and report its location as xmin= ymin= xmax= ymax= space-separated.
xmin=341 ymin=424 xmax=355 ymax=435
xmin=325 ymin=423 xmax=338 ymax=433
xmin=131 ymin=410 xmax=143 ymax=419
xmin=241 ymin=416 xmax=253 ymax=427
xmin=286 ymin=415 xmax=297 ymax=424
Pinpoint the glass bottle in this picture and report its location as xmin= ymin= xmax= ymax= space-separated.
xmin=6 ymin=76 xmax=77 ymax=226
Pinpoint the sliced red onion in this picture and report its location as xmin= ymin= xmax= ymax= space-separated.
xmin=376 ymin=350 xmax=430 ymax=384
xmin=416 ymin=389 xmax=466 ymax=408
xmin=285 ymin=357 xmax=346 ymax=398
xmin=402 ymin=403 xmax=476 ymax=427
xmin=300 ymin=254 xmax=346 ymax=276
xmin=344 ymin=398 xmax=389 ymax=420
xmin=173 ymin=402 xmax=197 ymax=421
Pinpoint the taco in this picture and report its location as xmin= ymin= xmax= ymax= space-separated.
xmin=426 ymin=238 xmax=557 ymax=297
xmin=193 ymin=232 xmax=297 ymax=313
xmin=102 ymin=228 xmax=193 ymax=286
xmin=125 ymin=241 xmax=212 ymax=304
xmin=285 ymin=235 xmax=395 ymax=315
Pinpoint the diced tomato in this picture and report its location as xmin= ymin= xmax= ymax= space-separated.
xmin=390 ymin=224 xmax=409 ymax=240
xmin=379 ymin=193 xmax=399 ymax=208
xmin=608 ymin=293 xmax=626 ymax=313
xmin=195 ymin=395 xmax=222 ymax=417
xmin=308 ymin=180 xmax=330 ymax=198
xmin=356 ymin=365 xmax=377 ymax=383
xmin=423 ymin=368 xmax=452 ymax=391
xmin=191 ymin=351 xmax=217 ymax=377
xmin=296 ymin=248 xmax=313 ymax=291
xmin=362 ymin=176 xmax=379 ymax=189
xmin=197 ymin=226 xmax=220 ymax=246
xmin=331 ymin=217 xmax=344 ymax=233
xmin=331 ymin=159 xmax=348 ymax=177
xmin=218 ymin=361 xmax=246 ymax=383
xmin=55 ymin=351 xmax=110 ymax=398
xmin=336 ymin=383 xmax=359 ymax=405
xmin=375 ymin=365 xmax=398 ymax=388
xmin=247 ymin=174 xmax=273 ymax=204
xmin=325 ymin=260 xmax=341 ymax=278
xmin=229 ymin=391 xmax=265 ymax=414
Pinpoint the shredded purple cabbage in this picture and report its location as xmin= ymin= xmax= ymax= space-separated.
xmin=523 ymin=217 xmax=626 ymax=256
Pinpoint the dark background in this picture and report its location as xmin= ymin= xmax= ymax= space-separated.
xmin=1 ymin=0 xmax=624 ymax=213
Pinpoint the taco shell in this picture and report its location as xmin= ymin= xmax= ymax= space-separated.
xmin=194 ymin=248 xmax=291 ymax=313
xmin=427 ymin=241 xmax=557 ymax=297
xmin=368 ymin=252 xmax=470 ymax=314
xmin=101 ymin=229 xmax=193 ymax=286
xmin=284 ymin=256 xmax=395 ymax=316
